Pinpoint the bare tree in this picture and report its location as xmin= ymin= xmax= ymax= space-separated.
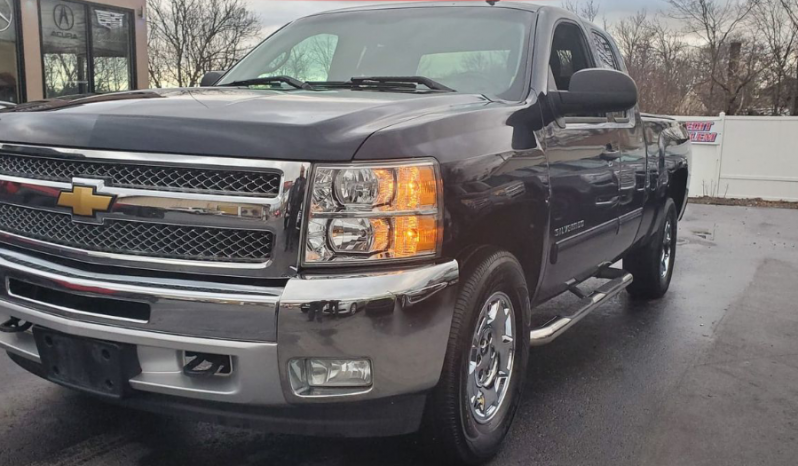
xmin=717 ymin=38 xmax=766 ymax=113
xmin=563 ymin=0 xmax=601 ymax=22
xmin=667 ymin=0 xmax=760 ymax=113
xmin=147 ymin=0 xmax=261 ymax=88
xmin=553 ymin=0 xmax=796 ymax=116
xmin=613 ymin=10 xmax=654 ymax=71
xmin=651 ymin=20 xmax=702 ymax=114
xmin=613 ymin=11 xmax=655 ymax=109
xmin=752 ymin=0 xmax=796 ymax=114
xmin=778 ymin=0 xmax=798 ymax=113
xmin=611 ymin=11 xmax=702 ymax=114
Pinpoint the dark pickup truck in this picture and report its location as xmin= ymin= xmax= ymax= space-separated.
xmin=0 ymin=2 xmax=689 ymax=464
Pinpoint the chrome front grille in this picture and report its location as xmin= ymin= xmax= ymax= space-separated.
xmin=0 ymin=144 xmax=311 ymax=278
xmin=0 ymin=153 xmax=281 ymax=197
xmin=0 ymin=204 xmax=274 ymax=263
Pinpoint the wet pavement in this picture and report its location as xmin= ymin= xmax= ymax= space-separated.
xmin=2 ymin=204 xmax=798 ymax=466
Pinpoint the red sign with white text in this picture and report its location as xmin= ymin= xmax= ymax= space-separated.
xmin=684 ymin=121 xmax=721 ymax=145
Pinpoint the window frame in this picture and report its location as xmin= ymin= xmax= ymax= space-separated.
xmin=37 ymin=0 xmax=136 ymax=98
xmin=1 ymin=0 xmax=26 ymax=103
xmin=590 ymin=28 xmax=633 ymax=126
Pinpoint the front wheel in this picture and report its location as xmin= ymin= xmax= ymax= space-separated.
xmin=624 ymin=199 xmax=677 ymax=299
xmin=422 ymin=248 xmax=530 ymax=465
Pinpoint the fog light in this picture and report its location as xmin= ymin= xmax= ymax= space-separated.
xmin=289 ymin=358 xmax=372 ymax=394
xmin=308 ymin=359 xmax=371 ymax=387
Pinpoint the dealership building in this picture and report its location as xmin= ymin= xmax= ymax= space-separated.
xmin=0 ymin=0 xmax=147 ymax=104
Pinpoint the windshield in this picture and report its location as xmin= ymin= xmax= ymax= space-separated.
xmin=218 ymin=7 xmax=534 ymax=101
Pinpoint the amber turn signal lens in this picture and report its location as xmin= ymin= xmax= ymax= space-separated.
xmin=393 ymin=215 xmax=438 ymax=258
xmin=395 ymin=166 xmax=438 ymax=210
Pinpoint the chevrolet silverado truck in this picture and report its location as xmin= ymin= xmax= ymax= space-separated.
xmin=0 ymin=2 xmax=689 ymax=464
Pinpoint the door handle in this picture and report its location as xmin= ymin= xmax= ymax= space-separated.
xmin=595 ymin=196 xmax=620 ymax=207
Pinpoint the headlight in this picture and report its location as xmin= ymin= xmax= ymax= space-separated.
xmin=305 ymin=159 xmax=441 ymax=264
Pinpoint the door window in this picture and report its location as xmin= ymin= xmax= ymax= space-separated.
xmin=0 ymin=0 xmax=22 ymax=103
xmin=592 ymin=31 xmax=619 ymax=71
xmin=548 ymin=23 xmax=591 ymax=92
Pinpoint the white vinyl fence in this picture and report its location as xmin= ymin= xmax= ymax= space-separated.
xmin=674 ymin=115 xmax=798 ymax=202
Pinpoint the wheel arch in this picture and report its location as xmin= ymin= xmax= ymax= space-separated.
xmin=669 ymin=166 xmax=689 ymax=220
xmin=452 ymin=207 xmax=547 ymax=311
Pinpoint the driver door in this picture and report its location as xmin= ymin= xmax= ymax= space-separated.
xmin=542 ymin=21 xmax=621 ymax=292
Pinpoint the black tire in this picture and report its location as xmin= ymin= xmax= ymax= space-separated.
xmin=422 ymin=248 xmax=531 ymax=465
xmin=624 ymin=199 xmax=677 ymax=299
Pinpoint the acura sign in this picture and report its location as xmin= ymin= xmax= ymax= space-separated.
xmin=41 ymin=0 xmax=86 ymax=53
xmin=53 ymin=4 xmax=75 ymax=31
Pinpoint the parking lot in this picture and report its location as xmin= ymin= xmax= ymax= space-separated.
xmin=1 ymin=203 xmax=797 ymax=466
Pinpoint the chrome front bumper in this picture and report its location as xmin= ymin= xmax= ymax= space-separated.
xmin=0 ymin=247 xmax=459 ymax=409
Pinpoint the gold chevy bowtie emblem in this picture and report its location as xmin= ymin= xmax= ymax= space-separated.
xmin=57 ymin=186 xmax=114 ymax=217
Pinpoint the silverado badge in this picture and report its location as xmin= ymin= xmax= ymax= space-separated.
xmin=57 ymin=185 xmax=114 ymax=217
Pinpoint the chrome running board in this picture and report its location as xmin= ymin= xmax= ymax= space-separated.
xmin=529 ymin=268 xmax=633 ymax=346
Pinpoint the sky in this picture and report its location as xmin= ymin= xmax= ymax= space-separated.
xmin=242 ymin=0 xmax=674 ymax=38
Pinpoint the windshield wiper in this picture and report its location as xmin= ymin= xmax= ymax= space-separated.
xmin=312 ymin=76 xmax=455 ymax=92
xmin=220 ymin=76 xmax=313 ymax=90
xmin=350 ymin=76 xmax=455 ymax=92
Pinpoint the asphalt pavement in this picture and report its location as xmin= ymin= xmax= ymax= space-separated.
xmin=1 ymin=203 xmax=797 ymax=466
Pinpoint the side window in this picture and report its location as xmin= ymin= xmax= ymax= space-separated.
xmin=265 ymin=34 xmax=339 ymax=82
xmin=549 ymin=23 xmax=592 ymax=92
xmin=592 ymin=31 xmax=619 ymax=71
xmin=592 ymin=30 xmax=631 ymax=122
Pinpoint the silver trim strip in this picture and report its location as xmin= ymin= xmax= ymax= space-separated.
xmin=0 ymin=248 xmax=280 ymax=341
xmin=311 ymin=209 xmax=439 ymax=219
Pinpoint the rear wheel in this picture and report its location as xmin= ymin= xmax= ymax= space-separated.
xmin=423 ymin=248 xmax=530 ymax=465
xmin=624 ymin=199 xmax=677 ymax=299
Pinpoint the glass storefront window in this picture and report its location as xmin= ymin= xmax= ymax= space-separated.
xmin=40 ymin=0 xmax=132 ymax=98
xmin=0 ymin=0 xmax=21 ymax=103
xmin=91 ymin=7 xmax=131 ymax=93
xmin=41 ymin=0 xmax=89 ymax=97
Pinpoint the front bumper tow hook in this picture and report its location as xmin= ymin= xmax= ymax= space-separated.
xmin=0 ymin=318 xmax=33 ymax=334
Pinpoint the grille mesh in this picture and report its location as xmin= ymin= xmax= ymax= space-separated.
xmin=0 ymin=154 xmax=281 ymax=197
xmin=0 ymin=204 xmax=273 ymax=263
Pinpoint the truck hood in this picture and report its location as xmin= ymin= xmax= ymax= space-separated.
xmin=0 ymin=88 xmax=490 ymax=161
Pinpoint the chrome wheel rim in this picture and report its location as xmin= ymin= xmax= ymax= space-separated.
xmin=466 ymin=292 xmax=515 ymax=424
xmin=660 ymin=219 xmax=673 ymax=278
